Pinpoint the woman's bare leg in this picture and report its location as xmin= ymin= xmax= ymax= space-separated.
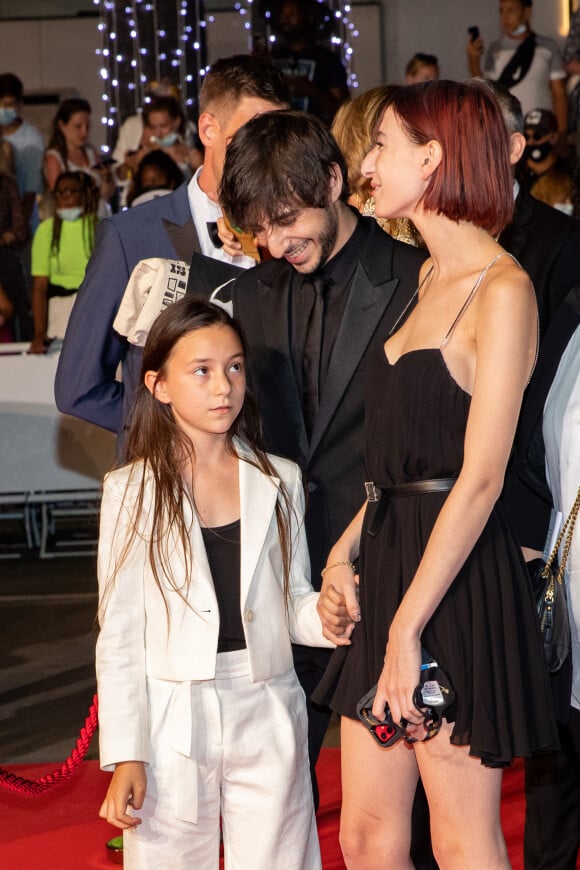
xmin=417 ymin=721 xmax=509 ymax=870
xmin=339 ymin=716 xmax=420 ymax=870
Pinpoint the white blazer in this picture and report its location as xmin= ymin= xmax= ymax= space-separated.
xmin=96 ymin=444 xmax=332 ymax=769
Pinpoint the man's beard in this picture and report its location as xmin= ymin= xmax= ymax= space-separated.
xmin=307 ymin=206 xmax=339 ymax=273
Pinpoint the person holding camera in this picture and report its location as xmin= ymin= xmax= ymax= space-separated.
xmin=466 ymin=0 xmax=567 ymax=148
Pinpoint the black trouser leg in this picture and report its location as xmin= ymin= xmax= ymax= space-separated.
xmin=292 ymin=644 xmax=332 ymax=812
xmin=524 ymin=714 xmax=580 ymax=870
xmin=411 ymin=778 xmax=439 ymax=870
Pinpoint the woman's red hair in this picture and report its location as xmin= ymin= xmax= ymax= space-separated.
xmin=389 ymin=80 xmax=514 ymax=236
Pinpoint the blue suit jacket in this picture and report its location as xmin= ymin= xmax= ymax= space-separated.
xmin=54 ymin=183 xmax=199 ymax=435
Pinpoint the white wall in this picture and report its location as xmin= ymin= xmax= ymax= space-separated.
xmin=0 ymin=17 xmax=105 ymax=147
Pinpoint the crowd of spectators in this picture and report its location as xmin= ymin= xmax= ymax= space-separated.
xmin=0 ymin=73 xmax=202 ymax=344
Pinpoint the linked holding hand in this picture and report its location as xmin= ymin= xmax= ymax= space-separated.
xmin=317 ymin=560 xmax=360 ymax=645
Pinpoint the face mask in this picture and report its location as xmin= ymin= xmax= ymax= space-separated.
xmin=524 ymin=141 xmax=554 ymax=163
xmin=510 ymin=23 xmax=528 ymax=37
xmin=0 ymin=106 xmax=18 ymax=125
xmin=152 ymin=131 xmax=178 ymax=147
xmin=56 ymin=207 xmax=83 ymax=222
xmin=554 ymin=202 xmax=574 ymax=216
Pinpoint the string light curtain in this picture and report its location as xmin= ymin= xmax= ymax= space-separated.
xmin=257 ymin=0 xmax=360 ymax=89
xmin=93 ymin=0 xmax=208 ymax=152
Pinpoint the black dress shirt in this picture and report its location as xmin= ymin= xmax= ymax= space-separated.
xmin=290 ymin=214 xmax=371 ymax=408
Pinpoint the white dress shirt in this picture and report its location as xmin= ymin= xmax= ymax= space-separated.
xmin=187 ymin=167 xmax=256 ymax=270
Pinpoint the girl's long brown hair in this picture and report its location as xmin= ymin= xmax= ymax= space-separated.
xmin=101 ymin=297 xmax=295 ymax=623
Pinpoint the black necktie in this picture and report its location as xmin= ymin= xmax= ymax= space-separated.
xmin=302 ymin=274 xmax=327 ymax=438
xmin=206 ymin=221 xmax=223 ymax=249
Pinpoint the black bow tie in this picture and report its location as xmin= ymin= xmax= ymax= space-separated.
xmin=206 ymin=221 xmax=223 ymax=249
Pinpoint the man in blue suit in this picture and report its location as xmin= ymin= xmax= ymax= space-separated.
xmin=54 ymin=55 xmax=289 ymax=447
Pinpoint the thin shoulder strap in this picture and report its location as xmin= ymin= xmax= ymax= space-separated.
xmin=440 ymin=252 xmax=516 ymax=348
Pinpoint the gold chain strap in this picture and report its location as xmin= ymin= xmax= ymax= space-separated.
xmin=542 ymin=485 xmax=580 ymax=586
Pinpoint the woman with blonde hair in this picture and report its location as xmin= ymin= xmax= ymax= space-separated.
xmin=331 ymin=87 xmax=421 ymax=246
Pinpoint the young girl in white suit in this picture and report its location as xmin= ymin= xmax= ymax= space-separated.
xmin=96 ymin=297 xmax=335 ymax=869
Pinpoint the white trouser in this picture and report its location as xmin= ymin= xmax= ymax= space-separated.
xmin=48 ymin=293 xmax=76 ymax=339
xmin=123 ymin=649 xmax=322 ymax=870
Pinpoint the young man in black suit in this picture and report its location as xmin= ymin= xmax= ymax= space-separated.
xmin=217 ymin=112 xmax=431 ymax=863
xmin=219 ymin=110 xmax=425 ymax=585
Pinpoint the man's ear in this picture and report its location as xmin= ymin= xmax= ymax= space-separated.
xmin=328 ymin=163 xmax=344 ymax=203
xmin=509 ymin=132 xmax=526 ymax=165
xmin=197 ymin=111 xmax=219 ymax=150
xmin=144 ymin=370 xmax=170 ymax=404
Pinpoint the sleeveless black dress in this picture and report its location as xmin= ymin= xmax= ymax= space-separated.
xmin=320 ymin=329 xmax=559 ymax=768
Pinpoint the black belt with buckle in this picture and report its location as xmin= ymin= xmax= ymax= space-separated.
xmin=365 ymin=477 xmax=456 ymax=536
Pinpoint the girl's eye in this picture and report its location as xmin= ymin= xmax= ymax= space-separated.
xmin=193 ymin=366 xmax=208 ymax=376
xmin=230 ymin=361 xmax=243 ymax=373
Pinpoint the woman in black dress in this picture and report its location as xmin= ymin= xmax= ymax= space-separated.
xmin=316 ymin=80 xmax=558 ymax=869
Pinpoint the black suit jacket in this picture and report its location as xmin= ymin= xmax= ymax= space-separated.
xmin=499 ymin=187 xmax=580 ymax=337
xmin=230 ymin=218 xmax=427 ymax=583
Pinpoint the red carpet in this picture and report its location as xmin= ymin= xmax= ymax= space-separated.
xmin=0 ymin=750 xmax=577 ymax=869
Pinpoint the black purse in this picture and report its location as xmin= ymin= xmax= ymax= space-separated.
xmin=528 ymin=486 xmax=579 ymax=674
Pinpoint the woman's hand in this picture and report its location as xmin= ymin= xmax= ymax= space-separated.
xmin=162 ymin=142 xmax=190 ymax=167
xmin=466 ymin=33 xmax=484 ymax=77
xmin=372 ymin=625 xmax=423 ymax=730
xmin=317 ymin=504 xmax=366 ymax=644
xmin=98 ymin=761 xmax=146 ymax=830
xmin=95 ymin=166 xmax=116 ymax=202
xmin=28 ymin=337 xmax=48 ymax=355
xmin=217 ymin=216 xmax=244 ymax=258
xmin=117 ymin=145 xmax=148 ymax=181
xmin=317 ymin=563 xmax=360 ymax=645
